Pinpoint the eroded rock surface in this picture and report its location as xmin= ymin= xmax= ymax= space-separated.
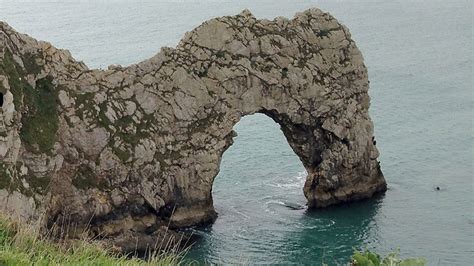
xmin=0 ymin=8 xmax=386 ymax=251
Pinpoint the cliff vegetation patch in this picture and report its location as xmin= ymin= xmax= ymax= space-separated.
xmin=19 ymin=76 xmax=59 ymax=154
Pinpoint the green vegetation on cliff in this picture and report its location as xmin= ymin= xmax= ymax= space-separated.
xmin=0 ymin=216 xmax=185 ymax=265
xmin=0 ymin=49 xmax=59 ymax=154
xmin=72 ymin=164 xmax=109 ymax=190
xmin=0 ymin=162 xmax=12 ymax=189
xmin=0 ymin=50 xmax=31 ymax=107
xmin=351 ymin=250 xmax=426 ymax=266
xmin=19 ymin=76 xmax=59 ymax=154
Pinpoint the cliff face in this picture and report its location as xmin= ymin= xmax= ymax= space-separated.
xmin=0 ymin=8 xmax=386 ymax=251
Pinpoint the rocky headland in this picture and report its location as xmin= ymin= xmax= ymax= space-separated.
xmin=0 ymin=8 xmax=386 ymax=252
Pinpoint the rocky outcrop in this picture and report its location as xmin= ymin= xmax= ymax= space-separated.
xmin=0 ymin=8 xmax=386 ymax=251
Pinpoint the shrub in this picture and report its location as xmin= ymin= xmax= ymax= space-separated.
xmin=351 ymin=250 xmax=426 ymax=266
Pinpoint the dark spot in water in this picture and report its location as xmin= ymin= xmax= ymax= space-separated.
xmin=284 ymin=203 xmax=306 ymax=210
xmin=436 ymin=186 xmax=440 ymax=191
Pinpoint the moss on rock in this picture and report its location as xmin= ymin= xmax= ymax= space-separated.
xmin=72 ymin=164 xmax=108 ymax=190
xmin=0 ymin=49 xmax=58 ymax=154
xmin=22 ymin=52 xmax=42 ymax=75
xmin=0 ymin=162 xmax=12 ymax=190
xmin=24 ymin=175 xmax=50 ymax=195
xmin=19 ymin=76 xmax=59 ymax=154
xmin=115 ymin=115 xmax=148 ymax=146
xmin=0 ymin=163 xmax=24 ymax=194
xmin=75 ymin=92 xmax=96 ymax=121
xmin=112 ymin=145 xmax=132 ymax=162
xmin=0 ymin=50 xmax=30 ymax=108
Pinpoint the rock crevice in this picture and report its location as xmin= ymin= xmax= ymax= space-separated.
xmin=0 ymin=8 xmax=386 ymax=251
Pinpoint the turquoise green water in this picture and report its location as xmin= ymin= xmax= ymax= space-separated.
xmin=185 ymin=114 xmax=385 ymax=264
xmin=1 ymin=0 xmax=472 ymax=264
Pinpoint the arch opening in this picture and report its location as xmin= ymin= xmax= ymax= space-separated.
xmin=0 ymin=92 xmax=4 ymax=107
xmin=211 ymin=113 xmax=307 ymax=219
xmin=183 ymin=113 xmax=310 ymax=261
xmin=169 ymin=102 xmax=386 ymax=228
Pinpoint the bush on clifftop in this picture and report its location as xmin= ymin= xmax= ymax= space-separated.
xmin=351 ymin=250 xmax=426 ymax=266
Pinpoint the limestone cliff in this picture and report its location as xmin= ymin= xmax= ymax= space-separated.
xmin=0 ymin=8 xmax=386 ymax=251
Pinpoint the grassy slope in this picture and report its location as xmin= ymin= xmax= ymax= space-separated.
xmin=0 ymin=216 xmax=185 ymax=266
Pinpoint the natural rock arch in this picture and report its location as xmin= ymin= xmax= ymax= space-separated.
xmin=0 ymin=8 xmax=385 ymax=250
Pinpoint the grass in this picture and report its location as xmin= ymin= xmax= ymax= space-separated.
xmin=0 ymin=215 xmax=187 ymax=265
xmin=350 ymin=249 xmax=426 ymax=266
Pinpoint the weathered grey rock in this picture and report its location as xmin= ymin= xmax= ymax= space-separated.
xmin=0 ymin=7 xmax=386 ymax=252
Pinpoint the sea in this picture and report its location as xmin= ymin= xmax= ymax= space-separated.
xmin=1 ymin=0 xmax=472 ymax=264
